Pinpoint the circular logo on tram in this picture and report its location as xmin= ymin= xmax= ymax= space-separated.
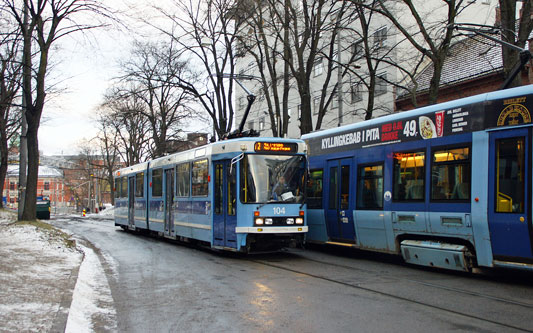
xmin=497 ymin=104 xmax=531 ymax=126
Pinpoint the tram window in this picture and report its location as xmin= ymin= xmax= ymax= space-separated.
xmin=114 ymin=179 xmax=120 ymax=198
xmin=431 ymin=147 xmax=470 ymax=201
xmin=306 ymin=169 xmax=323 ymax=209
xmin=227 ymin=165 xmax=236 ymax=216
xmin=214 ymin=164 xmax=223 ymax=214
xmin=393 ymin=151 xmax=425 ymax=201
xmin=135 ymin=172 xmax=144 ymax=197
xmin=192 ymin=159 xmax=208 ymax=197
xmin=121 ymin=177 xmax=127 ymax=197
xmin=357 ymin=164 xmax=383 ymax=210
xmin=152 ymin=169 xmax=163 ymax=197
xmin=176 ymin=163 xmax=190 ymax=197
xmin=495 ymin=137 xmax=524 ymax=213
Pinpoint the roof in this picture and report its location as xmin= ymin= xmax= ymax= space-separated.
xmin=400 ymin=37 xmax=503 ymax=97
xmin=7 ymin=165 xmax=63 ymax=178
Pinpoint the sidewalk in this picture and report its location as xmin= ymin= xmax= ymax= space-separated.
xmin=0 ymin=210 xmax=117 ymax=332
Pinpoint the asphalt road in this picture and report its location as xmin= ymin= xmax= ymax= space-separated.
xmin=51 ymin=215 xmax=533 ymax=332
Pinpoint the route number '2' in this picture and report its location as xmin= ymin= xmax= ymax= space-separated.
xmin=273 ymin=207 xmax=286 ymax=215
xmin=403 ymin=120 xmax=417 ymax=137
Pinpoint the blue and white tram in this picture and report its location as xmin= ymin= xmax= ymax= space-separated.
xmin=114 ymin=138 xmax=307 ymax=252
xmin=303 ymin=84 xmax=533 ymax=272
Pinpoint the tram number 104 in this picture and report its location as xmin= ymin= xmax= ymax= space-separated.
xmin=273 ymin=207 xmax=286 ymax=215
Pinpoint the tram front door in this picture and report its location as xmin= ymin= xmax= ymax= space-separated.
xmin=325 ymin=158 xmax=356 ymax=243
xmin=213 ymin=160 xmax=237 ymax=248
xmin=488 ymin=129 xmax=533 ymax=262
xmin=164 ymin=168 xmax=175 ymax=237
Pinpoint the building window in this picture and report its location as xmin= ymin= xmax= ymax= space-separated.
xmin=331 ymin=88 xmax=338 ymax=109
xmin=314 ymin=58 xmax=323 ymax=76
xmin=352 ymin=40 xmax=363 ymax=59
xmin=375 ymin=73 xmax=387 ymax=96
xmin=248 ymin=120 xmax=254 ymax=131
xmin=313 ymin=96 xmax=321 ymax=115
xmin=259 ymin=117 xmax=265 ymax=131
xmin=373 ymin=26 xmax=387 ymax=48
xmin=44 ymin=182 xmax=50 ymax=191
xmin=9 ymin=182 xmax=15 ymax=191
xmin=351 ymin=83 xmax=363 ymax=103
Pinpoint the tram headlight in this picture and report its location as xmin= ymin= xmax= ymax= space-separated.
xmin=286 ymin=218 xmax=295 ymax=225
xmin=295 ymin=217 xmax=304 ymax=225
xmin=255 ymin=218 xmax=264 ymax=225
xmin=265 ymin=218 xmax=273 ymax=225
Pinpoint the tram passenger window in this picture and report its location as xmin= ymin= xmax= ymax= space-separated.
xmin=357 ymin=164 xmax=383 ymax=209
xmin=431 ymin=147 xmax=470 ymax=201
xmin=121 ymin=177 xmax=127 ymax=197
xmin=114 ymin=179 xmax=120 ymax=198
xmin=214 ymin=164 xmax=223 ymax=215
xmin=306 ymin=169 xmax=323 ymax=209
xmin=192 ymin=159 xmax=208 ymax=197
xmin=393 ymin=151 xmax=425 ymax=201
xmin=495 ymin=137 xmax=524 ymax=213
xmin=176 ymin=163 xmax=190 ymax=197
xmin=135 ymin=173 xmax=144 ymax=197
xmin=152 ymin=169 xmax=163 ymax=197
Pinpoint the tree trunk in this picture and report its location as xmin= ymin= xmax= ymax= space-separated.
xmin=499 ymin=0 xmax=521 ymax=88
xmin=0 ymin=121 xmax=7 ymax=209
xmin=22 ymin=118 xmax=39 ymax=220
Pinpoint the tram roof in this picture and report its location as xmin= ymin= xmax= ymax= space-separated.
xmin=114 ymin=137 xmax=306 ymax=176
xmin=303 ymin=85 xmax=533 ymax=141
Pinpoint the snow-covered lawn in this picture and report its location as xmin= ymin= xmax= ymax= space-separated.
xmin=0 ymin=210 xmax=117 ymax=332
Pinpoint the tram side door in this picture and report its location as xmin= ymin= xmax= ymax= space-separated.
xmin=488 ymin=129 xmax=533 ymax=261
xmin=325 ymin=159 xmax=356 ymax=243
xmin=128 ymin=176 xmax=135 ymax=229
xmin=213 ymin=160 xmax=237 ymax=248
xmin=164 ymin=169 xmax=175 ymax=236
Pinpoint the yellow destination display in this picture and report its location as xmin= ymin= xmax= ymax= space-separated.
xmin=254 ymin=142 xmax=297 ymax=153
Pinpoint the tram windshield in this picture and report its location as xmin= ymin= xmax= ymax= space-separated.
xmin=240 ymin=154 xmax=306 ymax=204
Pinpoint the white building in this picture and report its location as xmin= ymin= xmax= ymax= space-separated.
xmin=234 ymin=0 xmax=499 ymax=138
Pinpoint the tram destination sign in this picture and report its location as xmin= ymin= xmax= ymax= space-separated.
xmin=254 ymin=141 xmax=298 ymax=153
xmin=308 ymin=93 xmax=533 ymax=156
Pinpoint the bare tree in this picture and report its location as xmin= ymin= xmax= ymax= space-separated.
xmin=370 ymin=0 xmax=473 ymax=105
xmin=119 ymin=39 xmax=196 ymax=158
xmin=2 ymin=0 xmax=113 ymax=220
xmin=499 ymin=0 xmax=533 ymax=88
xmin=94 ymin=110 xmax=121 ymax=205
xmin=101 ymin=86 xmax=151 ymax=166
xmin=0 ymin=21 xmax=23 ymax=208
xmin=149 ymin=0 xmax=251 ymax=140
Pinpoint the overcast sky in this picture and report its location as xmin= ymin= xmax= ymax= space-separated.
xmin=37 ymin=0 xmax=209 ymax=156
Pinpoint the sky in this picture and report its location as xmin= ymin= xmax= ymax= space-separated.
xmin=37 ymin=5 xmax=133 ymax=156
xmin=36 ymin=0 xmax=209 ymax=156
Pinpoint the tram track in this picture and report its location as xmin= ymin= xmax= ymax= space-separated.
xmin=250 ymin=253 xmax=533 ymax=332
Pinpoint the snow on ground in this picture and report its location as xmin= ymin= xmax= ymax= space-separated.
xmin=0 ymin=211 xmax=82 ymax=332
xmin=65 ymin=242 xmax=117 ymax=332
xmin=0 ymin=209 xmax=118 ymax=332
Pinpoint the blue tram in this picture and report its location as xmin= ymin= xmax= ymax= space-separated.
xmin=303 ymin=84 xmax=533 ymax=272
xmin=114 ymin=138 xmax=307 ymax=252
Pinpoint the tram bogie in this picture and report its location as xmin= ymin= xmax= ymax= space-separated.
xmin=114 ymin=138 xmax=308 ymax=253
xmin=303 ymin=84 xmax=533 ymax=272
